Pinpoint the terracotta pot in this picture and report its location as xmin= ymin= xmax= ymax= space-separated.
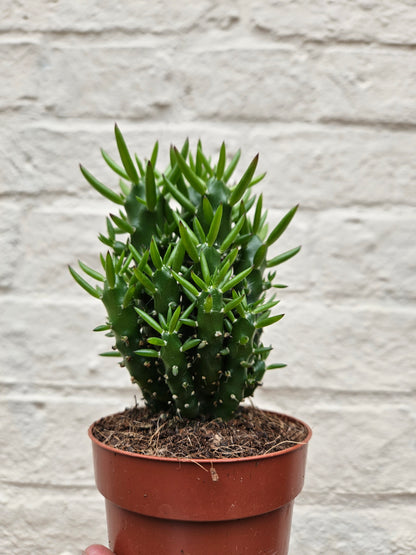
xmin=89 ymin=411 xmax=311 ymax=555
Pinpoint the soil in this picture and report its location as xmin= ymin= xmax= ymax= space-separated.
xmin=91 ymin=405 xmax=309 ymax=460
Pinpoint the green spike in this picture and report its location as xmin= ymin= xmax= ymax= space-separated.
xmin=101 ymin=148 xmax=129 ymax=180
xmin=122 ymin=284 xmax=136 ymax=308
xmin=93 ymin=324 xmax=111 ymax=332
xmin=252 ymin=194 xmax=263 ymax=234
xmin=223 ymin=149 xmax=241 ymax=183
xmin=148 ymin=337 xmax=167 ymax=347
xmin=119 ymin=179 xmax=130 ymax=196
xmin=171 ymin=270 xmax=199 ymax=297
xmin=69 ymin=266 xmax=101 ymax=299
xmin=253 ymin=244 xmax=267 ymax=267
xmin=114 ymin=124 xmax=139 ymax=184
xmin=266 ymin=246 xmax=301 ymax=267
xmin=168 ymin=305 xmax=182 ymax=333
xmin=266 ymin=205 xmax=299 ymax=247
xmin=267 ymin=363 xmax=287 ymax=370
xmin=180 ymin=338 xmax=201 ymax=352
xmin=197 ymin=142 xmax=214 ymax=176
xmin=78 ymin=260 xmax=105 ymax=282
xmin=135 ymin=308 xmax=164 ymax=334
xmin=193 ymin=216 xmax=206 ymax=243
xmin=150 ymin=140 xmax=159 ymax=167
xmin=179 ymin=222 xmax=199 ymax=263
xmin=167 ymin=240 xmax=185 ymax=273
xmin=250 ymin=172 xmax=267 ymax=187
xmin=134 ymin=153 xmax=145 ymax=177
xmin=162 ymin=174 xmax=196 ymax=214
xmin=223 ymin=294 xmax=245 ymax=314
xmin=110 ymin=213 xmax=135 ymax=234
xmin=191 ymin=271 xmax=208 ymax=292
xmin=120 ymin=252 xmax=134 ymax=275
xmin=202 ymin=196 xmax=214 ymax=223
xmin=105 ymin=252 xmax=115 ymax=288
xmin=216 ymin=142 xmax=226 ymax=179
xmin=199 ymin=251 xmax=211 ymax=284
xmin=219 ymin=215 xmax=245 ymax=253
xmin=145 ymin=161 xmax=157 ymax=211
xmin=134 ymin=268 xmax=156 ymax=293
xmin=135 ymin=349 xmax=160 ymax=358
xmin=229 ymin=154 xmax=259 ymax=206
xmin=150 ymin=237 xmax=163 ymax=270
xmin=173 ymin=147 xmax=206 ymax=195
xmin=221 ymin=266 xmax=253 ymax=292
xmin=206 ymin=204 xmax=223 ymax=247
xmin=251 ymin=299 xmax=280 ymax=314
xmin=255 ymin=314 xmax=284 ymax=329
xmin=80 ymin=165 xmax=124 ymax=205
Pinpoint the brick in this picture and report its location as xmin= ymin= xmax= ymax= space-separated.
xmin=291 ymin=504 xmax=416 ymax=555
xmin=0 ymin=1 xmax=239 ymax=33
xmin=16 ymin=205 xmax=108 ymax=294
xmin=0 ymin=42 xmax=42 ymax=111
xmin=0 ymin=396 xmax=132 ymax=485
xmin=316 ymin=47 xmax=416 ymax=124
xmin=181 ymin=47 xmax=316 ymax=122
xmin=306 ymin=208 xmax=416 ymax=302
xmin=250 ymin=0 xmax=416 ymax=45
xmin=0 ymin=204 xmax=21 ymax=288
xmin=40 ymin=46 xmax=176 ymax=119
xmin=262 ymin=302 xmax=416 ymax=392
xmin=250 ymin=126 xmax=416 ymax=210
xmin=0 ymin=296 xmax=130 ymax=385
xmin=0 ymin=485 xmax=106 ymax=555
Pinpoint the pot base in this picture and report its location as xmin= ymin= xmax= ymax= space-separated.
xmin=106 ymin=499 xmax=294 ymax=555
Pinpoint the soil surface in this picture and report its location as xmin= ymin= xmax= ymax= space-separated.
xmin=91 ymin=405 xmax=309 ymax=459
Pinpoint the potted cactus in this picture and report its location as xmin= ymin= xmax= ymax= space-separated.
xmin=70 ymin=126 xmax=311 ymax=555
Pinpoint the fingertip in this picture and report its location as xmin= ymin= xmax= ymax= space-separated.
xmin=84 ymin=545 xmax=113 ymax=555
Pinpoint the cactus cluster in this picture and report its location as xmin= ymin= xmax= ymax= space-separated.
xmin=70 ymin=126 xmax=300 ymax=420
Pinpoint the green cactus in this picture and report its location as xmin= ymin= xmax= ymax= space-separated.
xmin=69 ymin=126 xmax=301 ymax=420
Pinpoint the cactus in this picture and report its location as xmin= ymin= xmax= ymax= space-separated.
xmin=69 ymin=126 xmax=301 ymax=420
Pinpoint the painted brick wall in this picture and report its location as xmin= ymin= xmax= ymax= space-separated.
xmin=1 ymin=2 xmax=415 ymax=554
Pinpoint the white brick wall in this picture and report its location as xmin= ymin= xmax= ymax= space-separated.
xmin=1 ymin=2 xmax=415 ymax=554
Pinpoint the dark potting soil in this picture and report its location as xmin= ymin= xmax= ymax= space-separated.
xmin=91 ymin=406 xmax=309 ymax=459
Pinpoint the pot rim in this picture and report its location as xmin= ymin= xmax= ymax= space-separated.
xmin=88 ymin=409 xmax=312 ymax=465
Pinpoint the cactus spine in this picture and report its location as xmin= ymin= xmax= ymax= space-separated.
xmin=70 ymin=126 xmax=300 ymax=420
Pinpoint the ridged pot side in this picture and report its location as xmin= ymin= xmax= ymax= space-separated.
xmin=89 ymin=411 xmax=311 ymax=554
xmin=89 ymin=411 xmax=311 ymax=522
